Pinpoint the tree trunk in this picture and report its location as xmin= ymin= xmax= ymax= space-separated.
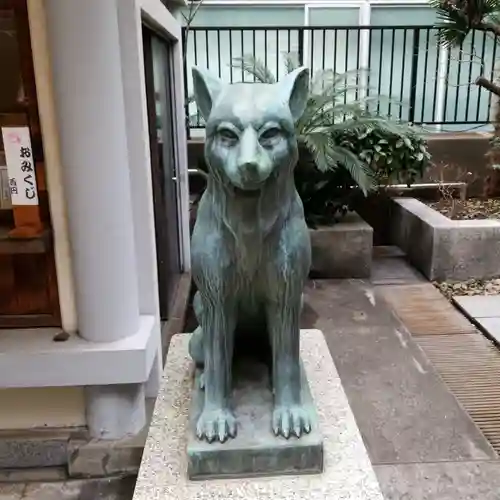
xmin=484 ymin=60 xmax=500 ymax=198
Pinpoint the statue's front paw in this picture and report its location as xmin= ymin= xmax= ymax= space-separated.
xmin=272 ymin=404 xmax=312 ymax=439
xmin=196 ymin=407 xmax=237 ymax=443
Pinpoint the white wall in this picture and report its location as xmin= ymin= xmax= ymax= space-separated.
xmin=0 ymin=388 xmax=85 ymax=429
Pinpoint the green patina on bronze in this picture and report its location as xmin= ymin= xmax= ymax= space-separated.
xmin=189 ymin=66 xmax=312 ymax=443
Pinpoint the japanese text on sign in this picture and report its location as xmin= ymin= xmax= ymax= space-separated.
xmin=1 ymin=127 xmax=39 ymax=206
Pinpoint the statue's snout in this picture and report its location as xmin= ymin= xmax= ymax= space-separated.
xmin=239 ymin=161 xmax=261 ymax=184
xmin=235 ymin=128 xmax=271 ymax=189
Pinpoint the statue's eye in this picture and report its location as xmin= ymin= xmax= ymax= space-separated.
xmin=218 ymin=128 xmax=238 ymax=142
xmin=260 ymin=127 xmax=281 ymax=141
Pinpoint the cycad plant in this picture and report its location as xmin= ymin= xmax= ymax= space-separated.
xmin=230 ymin=53 xmax=428 ymax=196
xmin=187 ymin=53 xmax=429 ymax=225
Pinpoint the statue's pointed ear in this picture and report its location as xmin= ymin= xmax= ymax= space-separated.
xmin=277 ymin=67 xmax=310 ymax=122
xmin=192 ymin=66 xmax=224 ymax=121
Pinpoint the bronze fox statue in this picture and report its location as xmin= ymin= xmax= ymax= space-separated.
xmin=189 ymin=66 xmax=312 ymax=443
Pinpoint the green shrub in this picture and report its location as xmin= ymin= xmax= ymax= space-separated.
xmin=188 ymin=52 xmax=431 ymax=225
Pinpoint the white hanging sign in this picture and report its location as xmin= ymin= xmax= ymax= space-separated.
xmin=1 ymin=126 xmax=39 ymax=206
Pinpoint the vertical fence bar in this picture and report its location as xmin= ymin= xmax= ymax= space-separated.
xmin=408 ymin=28 xmax=420 ymax=123
xmin=240 ymin=29 xmax=244 ymax=81
xmin=465 ymin=30 xmax=476 ymax=122
xmin=454 ymin=40 xmax=464 ymax=122
xmin=345 ymin=28 xmax=350 ymax=73
xmin=344 ymin=29 xmax=350 ymax=105
xmin=399 ymin=28 xmax=408 ymax=120
xmin=388 ymin=28 xmax=396 ymax=116
xmin=367 ymin=28 xmax=373 ymax=99
xmin=217 ymin=29 xmax=222 ymax=78
xmin=275 ymin=29 xmax=279 ymax=80
xmin=420 ymin=28 xmax=430 ymax=122
xmin=205 ymin=29 xmax=209 ymax=70
xmin=193 ymin=30 xmax=199 ymax=126
xmin=182 ymin=27 xmax=190 ymax=139
xmin=264 ymin=29 xmax=268 ymax=71
xmin=333 ymin=28 xmax=338 ymax=75
xmin=356 ymin=28 xmax=361 ymax=100
xmin=322 ymin=29 xmax=326 ymax=71
xmin=298 ymin=28 xmax=304 ymax=65
xmin=310 ymin=28 xmax=315 ymax=75
xmin=477 ymin=30 xmax=488 ymax=121
xmin=377 ymin=29 xmax=384 ymax=113
xmin=229 ymin=30 xmax=233 ymax=83
xmin=442 ymin=36 xmax=453 ymax=124
xmin=252 ymin=29 xmax=256 ymax=82
xmin=287 ymin=28 xmax=291 ymax=54
xmin=431 ymin=29 xmax=441 ymax=123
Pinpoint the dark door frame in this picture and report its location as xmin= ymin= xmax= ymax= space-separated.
xmin=142 ymin=25 xmax=182 ymax=321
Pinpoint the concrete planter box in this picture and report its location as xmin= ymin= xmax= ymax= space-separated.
xmin=309 ymin=212 xmax=373 ymax=279
xmin=390 ymin=197 xmax=500 ymax=281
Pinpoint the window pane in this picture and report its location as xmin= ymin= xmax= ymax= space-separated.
xmin=308 ymin=8 xmax=360 ymax=74
xmin=185 ymin=5 xmax=305 ymax=118
xmin=369 ymin=7 xmax=439 ymax=121
xmin=186 ymin=6 xmax=304 ymax=27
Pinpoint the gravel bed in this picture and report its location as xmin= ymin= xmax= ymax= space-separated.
xmin=434 ymin=277 xmax=500 ymax=300
xmin=425 ymin=197 xmax=500 ymax=220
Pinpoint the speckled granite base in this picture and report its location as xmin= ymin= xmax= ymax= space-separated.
xmin=187 ymin=359 xmax=323 ymax=479
xmin=133 ymin=330 xmax=384 ymax=500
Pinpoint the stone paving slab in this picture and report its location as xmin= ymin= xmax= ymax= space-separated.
xmin=477 ymin=317 xmax=500 ymax=343
xmin=375 ymin=461 xmax=500 ymax=500
xmin=134 ymin=331 xmax=384 ymax=500
xmin=453 ymin=295 xmax=500 ymax=319
xmin=302 ymin=280 xmax=496 ymax=464
xmin=302 ymin=279 xmax=396 ymax=330
xmin=371 ymin=256 xmax=426 ymax=285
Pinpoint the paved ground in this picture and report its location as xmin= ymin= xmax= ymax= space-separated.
xmin=2 ymin=249 xmax=500 ymax=499
xmin=0 ymin=476 xmax=136 ymax=500
xmin=302 ymin=251 xmax=500 ymax=499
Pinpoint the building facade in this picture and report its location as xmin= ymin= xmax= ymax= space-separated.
xmin=0 ymin=0 xmax=190 ymax=447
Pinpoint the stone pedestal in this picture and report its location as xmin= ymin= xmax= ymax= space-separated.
xmin=133 ymin=330 xmax=384 ymax=499
xmin=187 ymin=360 xmax=323 ymax=479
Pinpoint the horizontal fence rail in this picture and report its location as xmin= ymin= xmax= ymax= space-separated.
xmin=182 ymin=25 xmax=499 ymax=135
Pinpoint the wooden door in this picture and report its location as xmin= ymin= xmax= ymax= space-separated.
xmin=0 ymin=0 xmax=60 ymax=327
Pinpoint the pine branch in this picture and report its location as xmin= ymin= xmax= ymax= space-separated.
xmin=480 ymin=21 xmax=500 ymax=36
xmin=476 ymin=75 xmax=500 ymax=96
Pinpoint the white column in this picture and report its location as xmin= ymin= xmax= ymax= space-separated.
xmin=45 ymin=0 xmax=145 ymax=438
xmin=45 ymin=0 xmax=139 ymax=342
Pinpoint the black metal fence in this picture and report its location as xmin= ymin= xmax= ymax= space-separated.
xmin=183 ymin=25 xmax=499 ymax=133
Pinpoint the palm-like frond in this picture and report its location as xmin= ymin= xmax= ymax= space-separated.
xmin=188 ymin=52 xmax=424 ymax=197
xmin=282 ymin=51 xmax=300 ymax=74
xmin=301 ymin=131 xmax=376 ymax=194
xmin=430 ymin=0 xmax=500 ymax=46
xmin=230 ymin=55 xmax=276 ymax=83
